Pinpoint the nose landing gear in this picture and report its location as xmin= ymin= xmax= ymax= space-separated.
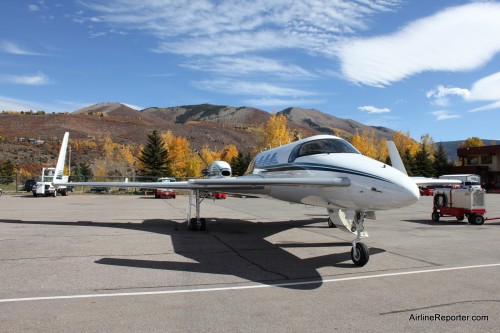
xmin=328 ymin=209 xmax=370 ymax=266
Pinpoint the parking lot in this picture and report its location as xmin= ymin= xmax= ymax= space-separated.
xmin=1 ymin=193 xmax=499 ymax=332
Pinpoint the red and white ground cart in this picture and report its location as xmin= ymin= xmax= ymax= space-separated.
xmin=431 ymin=187 xmax=499 ymax=225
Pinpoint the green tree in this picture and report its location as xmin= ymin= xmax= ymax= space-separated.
xmin=414 ymin=144 xmax=434 ymax=177
xmin=231 ymin=152 xmax=252 ymax=176
xmin=433 ymin=143 xmax=453 ymax=177
xmin=401 ymin=149 xmax=416 ymax=176
xmin=138 ymin=130 xmax=170 ymax=177
xmin=71 ymin=162 xmax=93 ymax=182
xmin=0 ymin=160 xmax=15 ymax=184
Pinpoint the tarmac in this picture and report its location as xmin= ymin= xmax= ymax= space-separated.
xmin=0 ymin=192 xmax=499 ymax=332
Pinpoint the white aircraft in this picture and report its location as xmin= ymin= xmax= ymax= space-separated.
xmin=53 ymin=132 xmax=459 ymax=267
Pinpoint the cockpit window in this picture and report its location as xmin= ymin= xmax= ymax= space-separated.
xmin=289 ymin=139 xmax=359 ymax=162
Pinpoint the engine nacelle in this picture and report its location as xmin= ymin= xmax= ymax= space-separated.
xmin=204 ymin=161 xmax=232 ymax=178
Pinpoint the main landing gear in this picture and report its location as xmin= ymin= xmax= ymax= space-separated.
xmin=187 ymin=189 xmax=206 ymax=231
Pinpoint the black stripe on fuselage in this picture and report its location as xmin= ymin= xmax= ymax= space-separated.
xmin=256 ymin=162 xmax=395 ymax=185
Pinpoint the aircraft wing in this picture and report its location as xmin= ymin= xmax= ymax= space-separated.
xmin=58 ymin=176 xmax=350 ymax=191
xmin=411 ymin=177 xmax=462 ymax=186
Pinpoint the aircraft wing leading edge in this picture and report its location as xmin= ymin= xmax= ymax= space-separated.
xmin=411 ymin=177 xmax=462 ymax=186
xmin=58 ymin=177 xmax=351 ymax=192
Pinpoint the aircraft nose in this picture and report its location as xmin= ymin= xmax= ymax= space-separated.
xmin=400 ymin=179 xmax=420 ymax=206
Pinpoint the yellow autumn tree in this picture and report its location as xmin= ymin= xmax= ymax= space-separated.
xmin=218 ymin=144 xmax=239 ymax=162
xmin=459 ymin=137 xmax=484 ymax=148
xmin=263 ymin=113 xmax=293 ymax=150
xmin=101 ymin=135 xmax=115 ymax=158
xmin=114 ymin=144 xmax=136 ymax=176
xmin=166 ymin=136 xmax=192 ymax=178
xmin=199 ymin=145 xmax=219 ymax=165
xmin=350 ymin=129 xmax=376 ymax=159
xmin=392 ymin=131 xmax=420 ymax=156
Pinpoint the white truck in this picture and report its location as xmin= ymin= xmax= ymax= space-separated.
xmin=438 ymin=174 xmax=481 ymax=189
xmin=32 ymin=167 xmax=69 ymax=197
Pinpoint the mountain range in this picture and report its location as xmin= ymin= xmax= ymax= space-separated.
xmin=0 ymin=102 xmax=492 ymax=164
xmin=1 ymin=102 xmax=395 ymax=151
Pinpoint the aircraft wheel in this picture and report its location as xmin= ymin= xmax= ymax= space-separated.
xmin=199 ymin=218 xmax=206 ymax=231
xmin=188 ymin=218 xmax=198 ymax=231
xmin=431 ymin=211 xmax=440 ymax=221
xmin=351 ymin=242 xmax=369 ymax=267
xmin=327 ymin=218 xmax=336 ymax=228
xmin=470 ymin=214 xmax=485 ymax=225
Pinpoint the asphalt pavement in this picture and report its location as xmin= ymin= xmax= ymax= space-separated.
xmin=0 ymin=192 xmax=499 ymax=332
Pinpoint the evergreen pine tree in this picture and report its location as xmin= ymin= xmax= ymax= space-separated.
xmin=0 ymin=160 xmax=15 ymax=184
xmin=402 ymin=149 xmax=416 ymax=176
xmin=230 ymin=152 xmax=252 ymax=176
xmin=138 ymin=130 xmax=170 ymax=177
xmin=433 ymin=143 xmax=452 ymax=177
xmin=414 ymin=144 xmax=434 ymax=177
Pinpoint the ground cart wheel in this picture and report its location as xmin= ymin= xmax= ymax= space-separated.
xmin=470 ymin=214 xmax=485 ymax=225
xmin=431 ymin=211 xmax=440 ymax=221
xmin=433 ymin=194 xmax=447 ymax=208
xmin=456 ymin=215 xmax=464 ymax=221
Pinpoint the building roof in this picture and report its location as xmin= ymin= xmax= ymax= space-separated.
xmin=457 ymin=144 xmax=500 ymax=157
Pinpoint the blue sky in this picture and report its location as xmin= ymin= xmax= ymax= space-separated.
xmin=1 ymin=0 xmax=500 ymax=142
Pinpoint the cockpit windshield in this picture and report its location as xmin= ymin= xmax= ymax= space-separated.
xmin=289 ymin=138 xmax=359 ymax=162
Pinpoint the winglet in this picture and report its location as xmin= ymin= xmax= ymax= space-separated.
xmin=387 ymin=141 xmax=407 ymax=175
xmin=53 ymin=132 xmax=69 ymax=184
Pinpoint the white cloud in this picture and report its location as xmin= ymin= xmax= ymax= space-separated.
xmin=469 ymin=100 xmax=500 ymax=113
xmin=0 ymin=71 xmax=50 ymax=85
xmin=81 ymin=0 xmax=400 ymax=56
xmin=28 ymin=4 xmax=40 ymax=12
xmin=427 ymin=72 xmax=500 ymax=112
xmin=245 ymin=97 xmax=323 ymax=108
xmin=338 ymin=2 xmax=500 ymax=86
xmin=0 ymin=96 xmax=84 ymax=112
xmin=182 ymin=56 xmax=316 ymax=79
xmin=431 ymin=110 xmax=461 ymax=121
xmin=469 ymin=71 xmax=500 ymax=102
xmin=426 ymin=85 xmax=471 ymax=106
xmin=358 ymin=105 xmax=391 ymax=114
xmin=0 ymin=40 xmax=44 ymax=56
xmin=193 ymin=79 xmax=316 ymax=97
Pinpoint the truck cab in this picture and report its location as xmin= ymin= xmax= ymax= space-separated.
xmin=32 ymin=168 xmax=69 ymax=197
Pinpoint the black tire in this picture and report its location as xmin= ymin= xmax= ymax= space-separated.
xmin=199 ymin=218 xmax=206 ymax=231
xmin=470 ymin=214 xmax=485 ymax=225
xmin=433 ymin=194 xmax=447 ymax=208
xmin=188 ymin=218 xmax=198 ymax=231
xmin=431 ymin=211 xmax=440 ymax=221
xmin=456 ymin=215 xmax=464 ymax=221
xmin=327 ymin=218 xmax=336 ymax=228
xmin=351 ymin=243 xmax=369 ymax=267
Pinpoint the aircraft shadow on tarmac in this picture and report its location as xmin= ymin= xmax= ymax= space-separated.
xmin=0 ymin=217 xmax=385 ymax=290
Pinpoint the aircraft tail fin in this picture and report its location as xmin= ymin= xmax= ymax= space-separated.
xmin=53 ymin=132 xmax=69 ymax=184
xmin=387 ymin=141 xmax=407 ymax=175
